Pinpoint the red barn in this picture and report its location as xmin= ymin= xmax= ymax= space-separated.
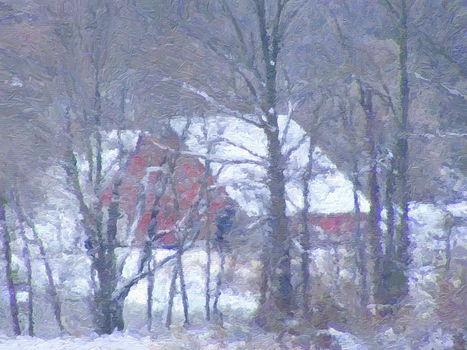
xmin=101 ymin=133 xmax=234 ymax=248
xmin=101 ymin=132 xmax=367 ymax=247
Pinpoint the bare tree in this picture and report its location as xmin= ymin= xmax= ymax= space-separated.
xmin=356 ymin=82 xmax=385 ymax=304
xmin=0 ymin=197 xmax=21 ymax=335
xmin=164 ymin=0 xmax=313 ymax=327
xmin=10 ymin=191 xmax=34 ymax=336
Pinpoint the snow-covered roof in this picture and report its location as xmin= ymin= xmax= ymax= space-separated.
xmin=170 ymin=115 xmax=369 ymax=216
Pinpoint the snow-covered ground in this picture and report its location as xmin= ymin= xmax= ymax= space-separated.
xmin=0 ymin=327 xmax=369 ymax=350
xmin=122 ymin=247 xmax=259 ymax=329
xmin=0 ymin=333 xmax=158 ymax=350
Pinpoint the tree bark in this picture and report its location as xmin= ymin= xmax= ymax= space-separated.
xmin=177 ymin=250 xmax=190 ymax=325
xmin=10 ymin=191 xmax=34 ymax=335
xmin=395 ymin=0 xmax=411 ymax=287
xmin=213 ymin=241 xmax=226 ymax=324
xmin=259 ymin=248 xmax=270 ymax=307
xmin=0 ymin=199 xmax=21 ymax=336
xmin=352 ymin=169 xmax=369 ymax=308
xmin=205 ymin=237 xmax=212 ymax=321
xmin=147 ymin=256 xmax=155 ymax=331
xmin=358 ymin=84 xmax=384 ymax=304
xmin=443 ymin=213 xmax=454 ymax=276
xmin=16 ymin=211 xmax=34 ymax=336
xmin=202 ymin=123 xmax=214 ymax=321
xmin=384 ymin=157 xmax=396 ymax=259
xmin=299 ymin=139 xmax=313 ymax=318
xmin=94 ymin=179 xmax=121 ymax=334
xmin=265 ymin=125 xmax=294 ymax=316
xmin=254 ymin=0 xmax=294 ymax=322
xmin=165 ymin=265 xmax=178 ymax=328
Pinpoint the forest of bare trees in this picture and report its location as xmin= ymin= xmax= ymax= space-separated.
xmin=0 ymin=0 xmax=465 ymax=349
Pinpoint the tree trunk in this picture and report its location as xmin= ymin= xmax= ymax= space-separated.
xmin=147 ymin=256 xmax=155 ymax=331
xmin=394 ymin=0 xmax=411 ymax=299
xmin=213 ymin=242 xmax=226 ymax=323
xmin=112 ymin=301 xmax=124 ymax=332
xmin=264 ymin=126 xmax=294 ymax=317
xmin=94 ymin=180 xmax=121 ymax=334
xmin=94 ymin=269 xmax=117 ymax=334
xmin=165 ymin=265 xmax=178 ymax=328
xmin=254 ymin=0 xmax=293 ymax=323
xmin=358 ymin=85 xmax=384 ymax=304
xmin=13 ymin=191 xmax=65 ymax=333
xmin=367 ymin=161 xmax=384 ymax=304
xmin=205 ymin=237 xmax=212 ymax=321
xmin=18 ymin=219 xmax=34 ymax=336
xmin=443 ymin=213 xmax=454 ymax=277
xmin=332 ymin=245 xmax=341 ymax=297
xmin=177 ymin=251 xmax=190 ymax=325
xmin=259 ymin=248 xmax=270 ymax=307
xmin=202 ymin=126 xmax=213 ymax=322
xmin=144 ymin=156 xmax=171 ymax=331
xmin=0 ymin=199 xmax=21 ymax=335
xmin=299 ymin=140 xmax=313 ymax=318
xmin=352 ymin=171 xmax=369 ymax=308
xmin=10 ymin=191 xmax=37 ymax=335
xmin=384 ymin=157 xmax=396 ymax=259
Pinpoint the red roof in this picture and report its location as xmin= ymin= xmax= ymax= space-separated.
xmin=101 ymin=135 xmax=232 ymax=248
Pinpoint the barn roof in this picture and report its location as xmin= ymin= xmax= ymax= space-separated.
xmin=101 ymin=133 xmax=234 ymax=248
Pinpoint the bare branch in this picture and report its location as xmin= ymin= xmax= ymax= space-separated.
xmin=221 ymin=0 xmax=248 ymax=54
xmin=182 ymin=82 xmax=266 ymax=128
xmin=147 ymin=136 xmax=267 ymax=167
xmin=284 ymin=133 xmax=308 ymax=159
xmin=281 ymin=99 xmax=299 ymax=146
xmin=278 ymin=1 xmax=302 ymax=42
xmin=215 ymin=137 xmax=267 ymax=160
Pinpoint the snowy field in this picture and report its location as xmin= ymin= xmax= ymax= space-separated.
xmin=0 ymin=330 xmax=310 ymax=350
xmin=0 ymin=327 xmax=368 ymax=350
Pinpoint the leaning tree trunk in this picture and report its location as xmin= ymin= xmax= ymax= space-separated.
xmin=29 ymin=217 xmax=65 ymax=333
xmin=0 ymin=199 xmax=21 ymax=335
